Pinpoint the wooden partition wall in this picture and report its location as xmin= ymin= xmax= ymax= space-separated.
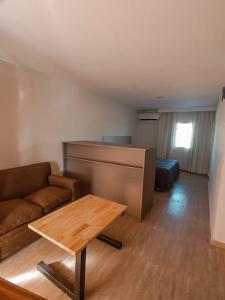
xmin=63 ymin=141 xmax=156 ymax=221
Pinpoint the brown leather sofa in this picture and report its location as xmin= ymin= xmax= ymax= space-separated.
xmin=0 ymin=162 xmax=80 ymax=260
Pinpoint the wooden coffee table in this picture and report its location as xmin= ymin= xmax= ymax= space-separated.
xmin=28 ymin=194 xmax=127 ymax=300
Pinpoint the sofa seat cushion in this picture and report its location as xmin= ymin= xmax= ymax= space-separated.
xmin=0 ymin=199 xmax=43 ymax=235
xmin=25 ymin=186 xmax=72 ymax=214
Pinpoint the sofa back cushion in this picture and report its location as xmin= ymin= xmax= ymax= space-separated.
xmin=0 ymin=162 xmax=51 ymax=201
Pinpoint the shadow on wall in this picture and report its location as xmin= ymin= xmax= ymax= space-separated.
xmin=0 ymin=60 xmax=63 ymax=172
xmin=0 ymin=61 xmax=20 ymax=169
xmin=0 ymin=0 xmax=7 ymax=6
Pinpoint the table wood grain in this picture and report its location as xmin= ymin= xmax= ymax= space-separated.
xmin=29 ymin=194 xmax=127 ymax=256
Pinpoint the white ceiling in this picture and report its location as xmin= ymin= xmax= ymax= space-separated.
xmin=0 ymin=0 xmax=224 ymax=109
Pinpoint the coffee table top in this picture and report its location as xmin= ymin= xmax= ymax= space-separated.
xmin=29 ymin=194 xmax=127 ymax=255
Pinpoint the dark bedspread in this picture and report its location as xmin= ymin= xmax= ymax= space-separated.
xmin=155 ymin=159 xmax=180 ymax=191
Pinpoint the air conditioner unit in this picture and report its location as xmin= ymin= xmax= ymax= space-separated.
xmin=137 ymin=112 xmax=160 ymax=120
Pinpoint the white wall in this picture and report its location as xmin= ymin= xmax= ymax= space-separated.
xmin=0 ymin=61 xmax=20 ymax=168
xmin=209 ymin=100 xmax=225 ymax=244
xmin=135 ymin=120 xmax=159 ymax=148
xmin=0 ymin=62 xmax=136 ymax=173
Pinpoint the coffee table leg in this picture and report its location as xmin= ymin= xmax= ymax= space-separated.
xmin=74 ymin=248 xmax=86 ymax=300
xmin=37 ymin=248 xmax=87 ymax=300
xmin=97 ymin=234 xmax=122 ymax=249
xmin=37 ymin=261 xmax=74 ymax=298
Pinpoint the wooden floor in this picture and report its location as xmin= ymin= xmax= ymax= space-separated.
xmin=1 ymin=173 xmax=225 ymax=300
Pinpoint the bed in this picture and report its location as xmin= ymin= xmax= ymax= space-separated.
xmin=155 ymin=159 xmax=180 ymax=191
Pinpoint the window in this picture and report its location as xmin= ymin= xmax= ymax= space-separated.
xmin=175 ymin=122 xmax=193 ymax=149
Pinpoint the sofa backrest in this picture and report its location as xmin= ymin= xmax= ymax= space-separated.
xmin=0 ymin=162 xmax=51 ymax=201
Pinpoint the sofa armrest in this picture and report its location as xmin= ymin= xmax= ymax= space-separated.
xmin=48 ymin=175 xmax=80 ymax=200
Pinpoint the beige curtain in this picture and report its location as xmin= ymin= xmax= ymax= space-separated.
xmin=157 ymin=111 xmax=215 ymax=175
xmin=157 ymin=112 xmax=173 ymax=159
